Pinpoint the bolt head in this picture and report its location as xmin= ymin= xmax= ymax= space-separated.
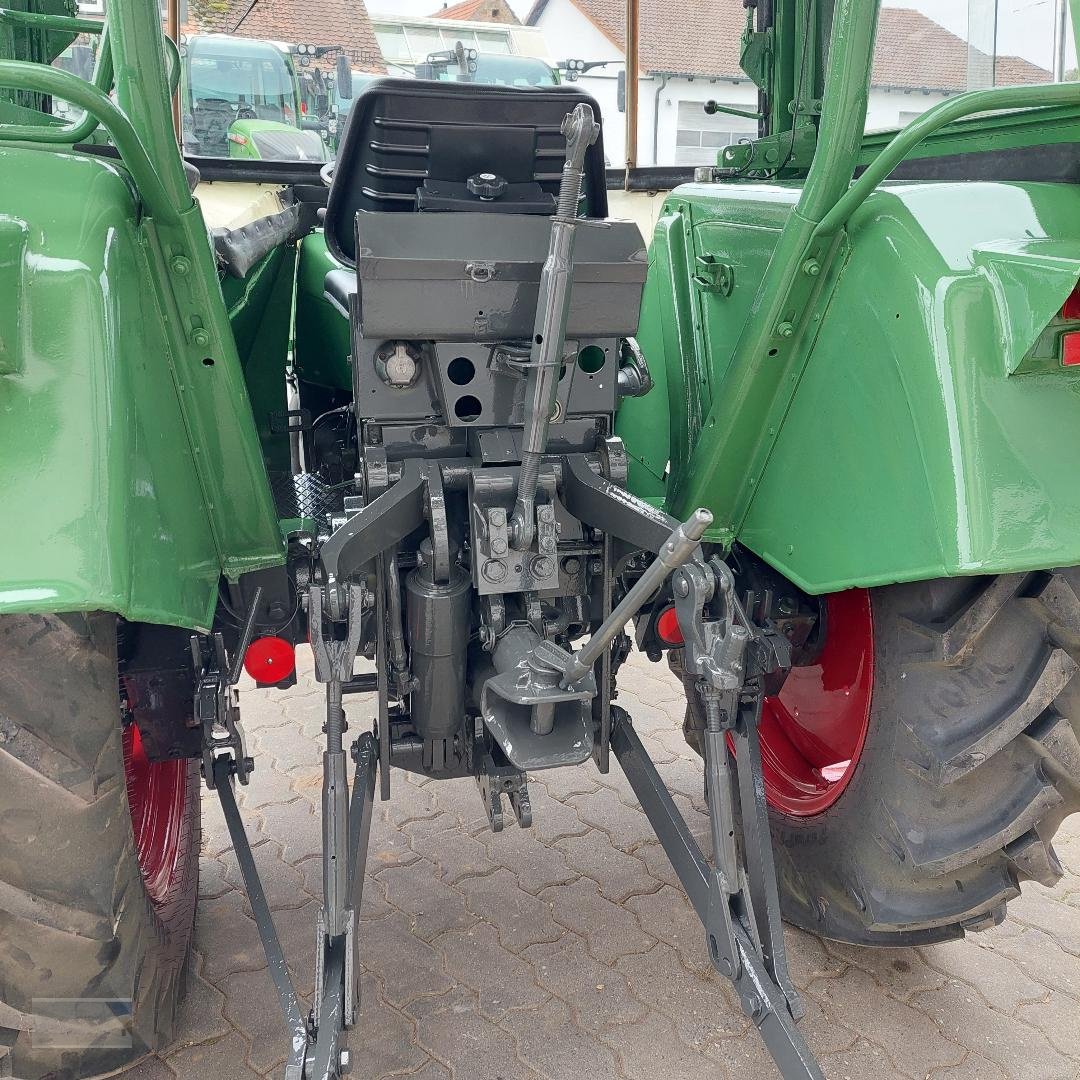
xmin=675 ymin=576 xmax=690 ymax=597
xmin=563 ymin=557 xmax=581 ymax=575
xmin=482 ymin=559 xmax=507 ymax=583
xmin=777 ymin=321 xmax=795 ymax=339
xmin=192 ymin=328 xmax=210 ymax=347
xmin=171 ymin=255 xmax=191 ymax=275
xmin=490 ymin=508 xmax=506 ymax=527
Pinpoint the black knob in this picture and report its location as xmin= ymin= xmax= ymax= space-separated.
xmin=467 ymin=171 xmax=508 ymax=201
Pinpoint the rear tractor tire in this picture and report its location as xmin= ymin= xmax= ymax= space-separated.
xmin=0 ymin=613 xmax=199 ymax=1079
xmin=680 ymin=571 xmax=1080 ymax=945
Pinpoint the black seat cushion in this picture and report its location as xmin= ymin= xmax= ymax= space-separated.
xmin=323 ymin=78 xmax=608 ymax=267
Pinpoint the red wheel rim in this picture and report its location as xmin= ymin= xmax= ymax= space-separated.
xmin=754 ymin=589 xmax=874 ymax=817
xmin=122 ymin=699 xmax=188 ymax=907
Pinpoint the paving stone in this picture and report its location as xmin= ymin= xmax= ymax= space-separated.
xmin=635 ymin=839 xmax=682 ymax=890
xmin=626 ymin=884 xmax=711 ymax=974
xmin=219 ymin=968 xmax=299 ymax=1074
xmin=567 ymin=787 xmax=656 ymax=853
xmin=480 ymin=825 xmax=578 ymax=894
xmin=195 ymin=891 xmax=266 ymax=983
xmin=383 ymin=771 xmax=442 ymax=826
xmin=598 ymin=1010 xmax=732 ymax=1080
xmin=540 ymin=876 xmax=657 ymax=964
xmin=811 ymin=966 xmax=965 ymax=1079
xmin=616 ymin=942 xmax=747 ymax=1044
xmin=536 ymin=764 xmax=600 ymax=802
xmin=163 ymin=974 xmax=231 ymax=1054
xmin=113 ymin=1056 xmax=178 ymax=1080
xmin=237 ymin=764 xmax=304 ymax=810
xmin=919 ymin=939 xmax=1049 ymax=1012
xmin=818 ymin=1037 xmax=907 ymax=1080
xmin=592 ymin=759 xmax=642 ymax=808
xmin=558 ymin=829 xmax=659 ymax=903
xmin=165 ymin=1032 xmax=263 ymax=1080
xmin=360 ymin=912 xmax=455 ymax=1006
xmin=221 ymin=839 xmax=311 ymax=913
xmin=379 ymin=857 xmax=476 ymax=941
xmin=1008 ymin=887 xmax=1080 ymax=956
xmin=254 ymin=798 xmax=323 ymax=865
xmin=783 ymin=925 xmax=848 ymax=985
xmin=524 ymin=932 xmax=648 ymax=1032
xmin=201 ymin=795 xmax=241 ymax=858
xmin=253 ymin=722 xmax=322 ymax=771
xmin=456 ymin=868 xmax=564 ymax=952
xmin=272 ymin=899 xmax=323 ymax=999
xmin=412 ymin=989 xmax=543 ymax=1080
xmin=913 ymin=981 xmax=1073 ymax=1080
xmin=523 ymin=783 xmax=590 ymax=846
xmin=987 ymin=924 xmax=1080 ymax=998
xmin=395 ymin=1061 xmax=451 ymax=1080
xmin=435 ymin=921 xmax=549 ymax=1020
xmin=931 ymin=1052 xmax=1009 ymax=1080
xmin=346 ymin=974 xmax=429 ymax=1079
xmin=403 ymin=815 xmax=499 ymax=884
xmin=199 ymin=855 xmax=232 ymax=901
xmin=822 ymin=938 xmax=946 ymax=1000
xmin=367 ymin=807 xmax=424 ymax=872
xmin=1015 ymin=990 xmax=1080 ymax=1060
xmin=617 ymin=659 xmax=684 ymax=708
xmin=501 ymin=997 xmax=622 ymax=1079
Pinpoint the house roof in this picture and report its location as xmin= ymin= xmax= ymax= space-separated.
xmin=526 ymin=0 xmax=1050 ymax=89
xmin=431 ymin=0 xmax=519 ymax=22
xmin=211 ymin=0 xmax=386 ymax=72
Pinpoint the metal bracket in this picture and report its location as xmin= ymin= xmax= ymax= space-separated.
xmin=193 ymin=585 xmax=262 ymax=789
xmin=693 ymin=254 xmax=735 ymax=296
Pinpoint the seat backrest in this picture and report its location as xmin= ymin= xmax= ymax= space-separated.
xmin=323 ymin=78 xmax=609 ymax=267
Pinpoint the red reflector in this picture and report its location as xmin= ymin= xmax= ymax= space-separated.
xmin=1063 ymin=284 xmax=1080 ymax=321
xmin=1064 ymin=332 xmax=1080 ymax=367
xmin=656 ymin=606 xmax=684 ymax=646
xmin=243 ymin=636 xmax=296 ymax=683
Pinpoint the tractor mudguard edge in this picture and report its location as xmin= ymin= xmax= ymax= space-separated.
xmin=620 ymin=178 xmax=1080 ymax=594
xmin=0 ymin=145 xmax=283 ymax=630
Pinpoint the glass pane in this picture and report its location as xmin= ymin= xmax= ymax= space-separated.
xmin=475 ymin=30 xmax=513 ymax=55
xmin=405 ymin=26 xmax=442 ymax=61
xmin=870 ymin=0 xmax=1070 ymax=130
xmin=374 ymin=26 xmax=409 ymax=63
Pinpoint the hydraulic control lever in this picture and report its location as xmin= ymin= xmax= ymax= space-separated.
xmin=509 ymin=102 xmax=600 ymax=550
xmin=559 ymin=508 xmax=713 ymax=687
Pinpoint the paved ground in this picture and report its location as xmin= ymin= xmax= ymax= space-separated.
xmin=124 ymin=649 xmax=1080 ymax=1080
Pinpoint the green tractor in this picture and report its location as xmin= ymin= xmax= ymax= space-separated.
xmin=1 ymin=0 xmax=1079 ymax=1077
xmin=181 ymin=33 xmax=328 ymax=160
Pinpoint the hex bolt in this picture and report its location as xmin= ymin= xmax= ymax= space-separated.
xmin=532 ymin=556 xmax=555 ymax=578
xmin=192 ymin=327 xmax=210 ymax=347
xmin=489 ymin=508 xmax=506 ymax=527
xmin=482 ymin=560 xmax=507 ymax=583
xmin=801 ymin=258 xmax=821 ymax=277
xmin=491 ymin=538 xmax=508 ymax=556
xmin=563 ymin=557 xmax=581 ymax=575
xmin=741 ymin=992 xmax=762 ymax=1019
xmin=777 ymin=321 xmax=795 ymax=339
xmin=171 ymin=255 xmax=191 ymax=275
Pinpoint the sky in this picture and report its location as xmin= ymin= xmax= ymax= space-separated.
xmin=372 ymin=0 xmax=1076 ymax=73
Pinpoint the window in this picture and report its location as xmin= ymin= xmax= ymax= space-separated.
xmin=674 ymin=100 xmax=757 ymax=167
xmin=373 ymin=25 xmax=409 ymax=63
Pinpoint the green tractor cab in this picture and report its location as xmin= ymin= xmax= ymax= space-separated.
xmin=2 ymin=2 xmax=1080 ymax=1078
xmin=181 ymin=33 xmax=328 ymax=160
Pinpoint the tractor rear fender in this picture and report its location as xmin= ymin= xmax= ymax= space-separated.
xmin=0 ymin=146 xmax=284 ymax=630
xmin=619 ymin=179 xmax=1080 ymax=594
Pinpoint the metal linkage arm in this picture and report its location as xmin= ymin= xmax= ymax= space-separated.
xmin=214 ymin=758 xmax=309 ymax=1080
xmin=610 ymin=718 xmax=824 ymax=1080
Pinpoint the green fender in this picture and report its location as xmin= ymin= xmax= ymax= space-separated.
xmin=0 ymin=146 xmax=284 ymax=630
xmin=619 ymin=180 xmax=1080 ymax=593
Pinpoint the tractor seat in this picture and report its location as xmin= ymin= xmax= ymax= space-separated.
xmin=322 ymin=78 xmax=608 ymax=269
